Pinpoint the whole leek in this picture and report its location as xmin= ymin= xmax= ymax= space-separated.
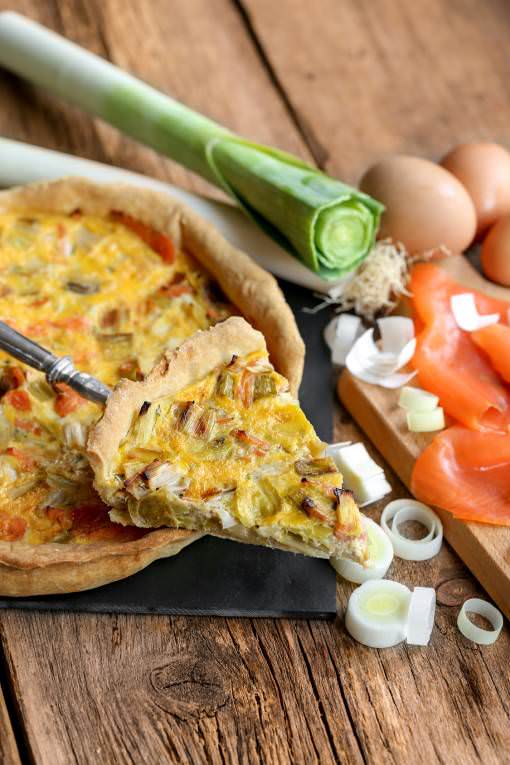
xmin=0 ymin=12 xmax=383 ymax=280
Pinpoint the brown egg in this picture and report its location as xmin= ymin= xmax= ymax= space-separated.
xmin=360 ymin=155 xmax=476 ymax=255
xmin=441 ymin=142 xmax=510 ymax=236
xmin=481 ymin=214 xmax=510 ymax=286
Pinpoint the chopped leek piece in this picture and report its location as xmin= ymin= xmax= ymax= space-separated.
xmin=398 ymin=385 xmax=439 ymax=412
xmin=216 ymin=371 xmax=236 ymax=398
xmin=28 ymin=379 xmax=54 ymax=402
xmin=327 ymin=442 xmax=381 ymax=482
xmin=132 ymin=403 xmax=160 ymax=445
xmin=96 ymin=332 xmax=133 ymax=361
xmin=253 ymin=373 xmax=277 ymax=400
xmin=326 ymin=442 xmax=391 ymax=507
xmin=294 ymin=457 xmax=337 ymax=476
xmin=66 ymin=280 xmax=100 ymax=294
xmin=406 ymin=407 xmax=445 ymax=432
xmin=63 ymin=421 xmax=87 ymax=449
xmin=406 ymin=588 xmax=436 ymax=646
xmin=355 ymin=473 xmax=392 ymax=507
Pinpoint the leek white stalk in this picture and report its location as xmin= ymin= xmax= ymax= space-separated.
xmin=0 ymin=12 xmax=383 ymax=280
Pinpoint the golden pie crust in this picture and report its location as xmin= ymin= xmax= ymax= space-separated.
xmin=0 ymin=178 xmax=304 ymax=596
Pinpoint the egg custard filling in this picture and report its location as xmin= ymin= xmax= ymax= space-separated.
xmin=90 ymin=318 xmax=368 ymax=562
xmin=0 ymin=210 xmax=234 ymax=546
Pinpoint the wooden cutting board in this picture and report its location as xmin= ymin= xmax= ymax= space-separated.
xmin=339 ymin=255 xmax=510 ymax=619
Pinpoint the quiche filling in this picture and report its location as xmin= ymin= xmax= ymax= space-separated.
xmin=102 ymin=347 xmax=367 ymax=561
xmin=0 ymin=210 xmax=234 ymax=545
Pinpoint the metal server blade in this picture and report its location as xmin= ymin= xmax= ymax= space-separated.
xmin=0 ymin=320 xmax=111 ymax=405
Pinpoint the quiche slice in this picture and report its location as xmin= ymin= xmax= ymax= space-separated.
xmin=0 ymin=178 xmax=304 ymax=596
xmin=89 ymin=318 xmax=368 ymax=562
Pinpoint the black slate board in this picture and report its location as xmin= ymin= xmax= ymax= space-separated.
xmin=0 ymin=280 xmax=337 ymax=618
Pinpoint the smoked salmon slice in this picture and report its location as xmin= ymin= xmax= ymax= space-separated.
xmin=410 ymin=263 xmax=510 ymax=431
xmin=411 ymin=426 xmax=510 ymax=526
xmin=472 ymin=323 xmax=510 ymax=383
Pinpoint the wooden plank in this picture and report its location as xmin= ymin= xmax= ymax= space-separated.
xmin=1 ymin=577 xmax=510 ymax=765
xmin=339 ymin=256 xmax=510 ymax=618
xmin=0 ymin=1 xmax=508 ymax=763
xmin=241 ymin=0 xmax=510 ymax=182
xmin=0 ymin=683 xmax=21 ymax=765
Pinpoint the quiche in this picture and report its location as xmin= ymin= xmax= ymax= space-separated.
xmin=0 ymin=178 xmax=304 ymax=596
xmin=89 ymin=318 xmax=368 ymax=563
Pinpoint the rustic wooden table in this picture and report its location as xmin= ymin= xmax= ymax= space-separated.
xmin=0 ymin=1 xmax=509 ymax=763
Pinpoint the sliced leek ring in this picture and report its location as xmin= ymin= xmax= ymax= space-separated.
xmin=345 ymin=581 xmax=436 ymax=648
xmin=345 ymin=580 xmax=411 ymax=648
xmin=381 ymin=499 xmax=443 ymax=561
xmin=330 ymin=516 xmax=393 ymax=583
xmin=457 ymin=598 xmax=503 ymax=645
xmin=391 ymin=506 xmax=437 ymax=543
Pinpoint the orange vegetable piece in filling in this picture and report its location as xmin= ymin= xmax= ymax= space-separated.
xmin=0 ymin=514 xmax=27 ymax=541
xmin=46 ymin=507 xmax=73 ymax=530
xmin=6 ymin=447 xmax=38 ymax=470
xmin=0 ymin=366 xmax=25 ymax=392
xmin=54 ymin=383 xmax=86 ymax=417
xmin=5 ymin=389 xmax=31 ymax=411
xmin=14 ymin=418 xmax=42 ymax=436
xmin=110 ymin=210 xmax=175 ymax=263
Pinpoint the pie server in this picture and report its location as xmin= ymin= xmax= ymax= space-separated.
xmin=0 ymin=320 xmax=111 ymax=405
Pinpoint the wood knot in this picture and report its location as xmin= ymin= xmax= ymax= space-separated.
xmin=149 ymin=655 xmax=229 ymax=721
xmin=436 ymin=577 xmax=478 ymax=606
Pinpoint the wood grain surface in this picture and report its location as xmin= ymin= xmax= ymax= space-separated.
xmin=0 ymin=1 xmax=509 ymax=763
xmin=0 ymin=683 xmax=21 ymax=765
